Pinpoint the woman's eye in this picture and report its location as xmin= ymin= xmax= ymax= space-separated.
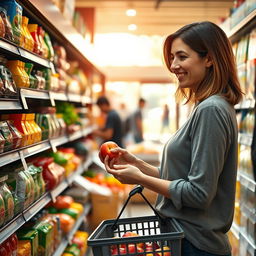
xmin=179 ymin=55 xmax=187 ymax=60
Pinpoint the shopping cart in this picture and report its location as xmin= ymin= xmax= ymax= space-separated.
xmin=87 ymin=185 xmax=184 ymax=256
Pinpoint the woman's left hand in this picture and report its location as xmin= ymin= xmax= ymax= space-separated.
xmin=104 ymin=155 xmax=143 ymax=184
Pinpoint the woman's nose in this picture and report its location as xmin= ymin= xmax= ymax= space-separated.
xmin=170 ymin=60 xmax=180 ymax=71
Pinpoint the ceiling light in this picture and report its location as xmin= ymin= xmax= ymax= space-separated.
xmin=126 ymin=9 xmax=136 ymax=16
xmin=128 ymin=24 xmax=137 ymax=31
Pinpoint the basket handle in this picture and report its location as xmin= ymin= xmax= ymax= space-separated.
xmin=111 ymin=185 xmax=166 ymax=230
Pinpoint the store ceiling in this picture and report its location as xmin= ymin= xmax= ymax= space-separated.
xmin=75 ymin=0 xmax=234 ymax=36
xmin=75 ymin=0 xmax=234 ymax=82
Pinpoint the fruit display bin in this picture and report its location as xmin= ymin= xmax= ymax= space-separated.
xmin=88 ymin=186 xmax=184 ymax=256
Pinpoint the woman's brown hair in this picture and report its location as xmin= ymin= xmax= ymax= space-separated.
xmin=163 ymin=21 xmax=243 ymax=105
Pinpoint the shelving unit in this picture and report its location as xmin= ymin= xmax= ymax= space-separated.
xmin=0 ymin=0 xmax=105 ymax=254
xmin=225 ymin=6 xmax=256 ymax=256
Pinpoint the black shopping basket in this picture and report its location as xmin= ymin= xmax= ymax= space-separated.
xmin=87 ymin=185 xmax=184 ymax=256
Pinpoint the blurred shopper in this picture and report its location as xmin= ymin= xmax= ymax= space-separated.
xmin=92 ymin=96 xmax=123 ymax=147
xmin=160 ymin=103 xmax=170 ymax=134
xmin=130 ymin=97 xmax=146 ymax=143
xmin=101 ymin=21 xmax=243 ymax=256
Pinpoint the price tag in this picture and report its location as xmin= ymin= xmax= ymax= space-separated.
xmin=49 ymin=62 xmax=56 ymax=74
xmin=19 ymin=90 xmax=28 ymax=109
xmin=48 ymin=91 xmax=55 ymax=107
xmin=50 ymin=140 xmax=57 ymax=153
xmin=19 ymin=151 xmax=28 ymax=170
xmin=50 ymin=190 xmax=57 ymax=203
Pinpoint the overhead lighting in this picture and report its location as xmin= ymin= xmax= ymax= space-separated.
xmin=126 ymin=8 xmax=136 ymax=16
xmin=128 ymin=24 xmax=137 ymax=31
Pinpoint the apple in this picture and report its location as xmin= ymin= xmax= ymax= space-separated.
xmin=155 ymin=246 xmax=171 ymax=256
xmin=111 ymin=244 xmax=144 ymax=255
xmin=99 ymin=141 xmax=119 ymax=161
xmin=122 ymin=231 xmax=144 ymax=249
xmin=122 ymin=231 xmax=139 ymax=237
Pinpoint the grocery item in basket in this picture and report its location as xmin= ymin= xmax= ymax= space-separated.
xmin=0 ymin=0 xmax=22 ymax=45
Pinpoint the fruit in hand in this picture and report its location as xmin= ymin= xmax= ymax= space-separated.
xmin=99 ymin=141 xmax=119 ymax=161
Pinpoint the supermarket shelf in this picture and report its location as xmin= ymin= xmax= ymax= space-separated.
xmin=52 ymin=202 xmax=92 ymax=256
xmin=238 ymin=133 xmax=253 ymax=146
xmin=18 ymin=48 xmax=51 ymax=68
xmin=0 ymin=184 xmax=66 ymax=244
xmin=19 ymin=88 xmax=53 ymax=109
xmin=0 ymin=99 xmax=22 ymax=110
xmin=0 ymin=156 xmax=92 ymax=244
xmin=228 ymin=9 xmax=256 ymax=41
xmin=0 ymin=38 xmax=51 ymax=68
xmin=22 ymin=140 xmax=51 ymax=158
xmin=68 ymin=93 xmax=82 ymax=103
xmin=0 ymin=150 xmax=20 ymax=168
xmin=0 ymin=212 xmax=26 ymax=244
xmin=0 ymin=87 xmax=91 ymax=110
xmin=50 ymin=91 xmax=68 ymax=101
xmin=0 ymin=126 xmax=92 ymax=168
xmin=238 ymin=171 xmax=256 ymax=192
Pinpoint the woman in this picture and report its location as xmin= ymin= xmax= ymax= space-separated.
xmin=101 ymin=21 xmax=243 ymax=256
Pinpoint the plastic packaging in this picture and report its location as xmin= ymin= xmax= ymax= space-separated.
xmin=0 ymin=0 xmax=22 ymax=45
xmin=0 ymin=175 xmax=14 ymax=223
xmin=27 ymin=24 xmax=41 ymax=55
xmin=0 ymin=120 xmax=13 ymax=151
xmin=0 ymin=7 xmax=14 ymax=42
xmin=24 ymin=63 xmax=36 ymax=89
xmin=6 ymin=60 xmax=30 ymax=88
xmin=0 ymin=12 xmax=5 ymax=37
xmin=44 ymin=32 xmax=54 ymax=61
xmin=37 ymin=26 xmax=48 ymax=59
xmin=21 ymin=16 xmax=34 ymax=51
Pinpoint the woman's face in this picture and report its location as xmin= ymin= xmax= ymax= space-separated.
xmin=170 ymin=37 xmax=210 ymax=91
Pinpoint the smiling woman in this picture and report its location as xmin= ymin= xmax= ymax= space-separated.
xmin=100 ymin=21 xmax=243 ymax=256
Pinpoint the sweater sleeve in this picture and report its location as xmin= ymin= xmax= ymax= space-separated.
xmin=169 ymin=105 xmax=231 ymax=210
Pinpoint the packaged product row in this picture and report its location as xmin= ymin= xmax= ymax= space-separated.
xmin=0 ymin=54 xmax=88 ymax=97
xmin=0 ymin=101 xmax=90 ymax=153
xmin=0 ymin=193 xmax=89 ymax=256
xmin=0 ymin=145 xmax=83 ymax=228
xmin=233 ymin=29 xmax=256 ymax=102
xmin=0 ymin=0 xmax=54 ymax=59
